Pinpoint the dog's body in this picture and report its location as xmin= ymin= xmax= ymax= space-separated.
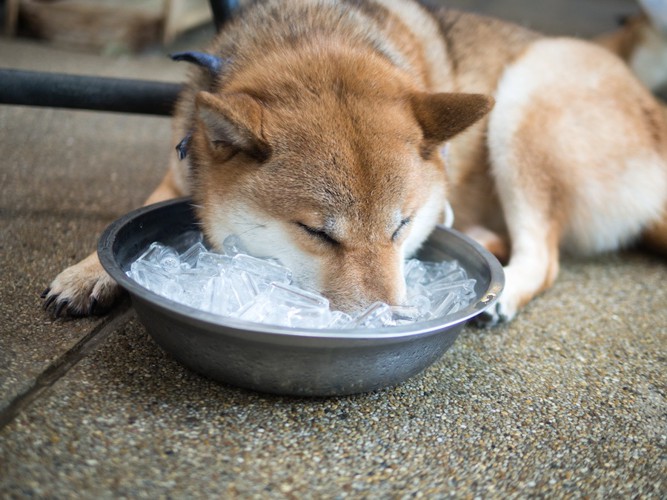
xmin=44 ymin=0 xmax=667 ymax=324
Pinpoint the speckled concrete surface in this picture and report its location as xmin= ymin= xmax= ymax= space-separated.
xmin=0 ymin=14 xmax=188 ymax=413
xmin=1 ymin=0 xmax=665 ymax=497
xmin=2 ymin=255 xmax=665 ymax=497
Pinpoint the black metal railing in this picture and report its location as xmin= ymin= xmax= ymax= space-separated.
xmin=0 ymin=0 xmax=233 ymax=116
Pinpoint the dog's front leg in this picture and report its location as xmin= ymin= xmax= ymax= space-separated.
xmin=42 ymin=168 xmax=185 ymax=317
xmin=478 ymin=184 xmax=562 ymax=326
xmin=489 ymin=219 xmax=560 ymax=325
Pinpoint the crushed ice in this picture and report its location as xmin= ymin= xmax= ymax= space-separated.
xmin=126 ymin=231 xmax=477 ymax=329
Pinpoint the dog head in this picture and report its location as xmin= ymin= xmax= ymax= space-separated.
xmin=189 ymin=52 xmax=492 ymax=312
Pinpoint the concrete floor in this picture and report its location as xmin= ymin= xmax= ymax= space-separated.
xmin=1 ymin=0 xmax=666 ymax=497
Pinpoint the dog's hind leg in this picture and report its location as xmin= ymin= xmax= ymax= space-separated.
xmin=43 ymin=165 xmax=186 ymax=317
xmin=462 ymin=225 xmax=510 ymax=265
xmin=480 ymin=37 xmax=667 ymax=325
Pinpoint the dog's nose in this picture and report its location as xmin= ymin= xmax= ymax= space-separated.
xmin=324 ymin=250 xmax=406 ymax=313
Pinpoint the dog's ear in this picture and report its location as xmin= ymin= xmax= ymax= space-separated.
xmin=195 ymin=91 xmax=270 ymax=160
xmin=411 ymin=92 xmax=494 ymax=145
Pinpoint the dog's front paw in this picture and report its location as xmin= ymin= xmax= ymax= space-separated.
xmin=473 ymin=299 xmax=515 ymax=327
xmin=42 ymin=253 xmax=122 ymax=318
xmin=473 ymin=271 xmax=522 ymax=327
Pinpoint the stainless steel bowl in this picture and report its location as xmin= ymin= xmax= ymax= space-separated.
xmin=98 ymin=198 xmax=504 ymax=396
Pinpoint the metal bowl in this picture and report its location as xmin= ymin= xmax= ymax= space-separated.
xmin=98 ymin=198 xmax=504 ymax=396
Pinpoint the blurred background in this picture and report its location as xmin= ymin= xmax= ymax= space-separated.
xmin=0 ymin=0 xmax=640 ymax=58
xmin=0 ymin=0 xmax=645 ymax=117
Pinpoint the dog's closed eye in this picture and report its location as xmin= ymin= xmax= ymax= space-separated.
xmin=296 ymin=222 xmax=340 ymax=246
xmin=392 ymin=217 xmax=412 ymax=242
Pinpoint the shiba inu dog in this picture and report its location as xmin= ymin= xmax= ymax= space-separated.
xmin=43 ymin=0 xmax=667 ymax=325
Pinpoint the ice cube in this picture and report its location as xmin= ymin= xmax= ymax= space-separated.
xmin=427 ymin=279 xmax=476 ymax=301
xmin=136 ymin=242 xmax=180 ymax=272
xmin=171 ymin=230 xmax=204 ymax=253
xmin=390 ymin=304 xmax=425 ymax=322
xmin=196 ymin=251 xmax=232 ymax=274
xmin=129 ymin=259 xmax=182 ymax=297
xmin=180 ymin=264 xmax=219 ymax=280
xmin=231 ymin=270 xmax=261 ymax=301
xmin=404 ymin=259 xmax=427 ymax=287
xmin=235 ymin=295 xmax=273 ymax=324
xmin=403 ymin=257 xmax=477 ymax=319
xmin=427 ymin=279 xmax=476 ymax=316
xmin=207 ymin=276 xmax=229 ymax=315
xmin=237 ymin=292 xmax=332 ymax=328
xmin=207 ymin=270 xmax=261 ymax=316
xmin=406 ymin=282 xmax=431 ymax=302
xmin=354 ymin=302 xmax=394 ymax=328
xmin=264 ymin=282 xmax=330 ymax=309
xmin=285 ymin=305 xmax=333 ymax=328
xmin=232 ymin=254 xmax=292 ymax=286
xmin=223 ymin=234 xmax=248 ymax=257
xmin=419 ymin=260 xmax=467 ymax=285
xmin=328 ymin=310 xmax=354 ymax=328
xmin=130 ymin=234 xmax=479 ymax=328
xmin=430 ymin=291 xmax=459 ymax=317
xmin=208 ymin=275 xmax=243 ymax=316
xmin=432 ymin=285 xmax=476 ymax=316
xmin=179 ymin=274 xmax=215 ymax=309
xmin=410 ymin=294 xmax=432 ymax=318
xmin=180 ymin=242 xmax=208 ymax=269
xmin=235 ymin=282 xmax=332 ymax=328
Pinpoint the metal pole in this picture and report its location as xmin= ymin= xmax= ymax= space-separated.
xmin=208 ymin=0 xmax=238 ymax=31
xmin=0 ymin=69 xmax=182 ymax=116
xmin=0 ymin=2 xmax=238 ymax=114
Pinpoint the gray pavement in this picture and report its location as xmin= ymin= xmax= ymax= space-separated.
xmin=1 ymin=0 xmax=665 ymax=497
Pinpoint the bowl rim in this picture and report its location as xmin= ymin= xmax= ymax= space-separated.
xmin=98 ymin=198 xmax=504 ymax=340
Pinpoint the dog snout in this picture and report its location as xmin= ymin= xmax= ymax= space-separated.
xmin=323 ymin=249 xmax=406 ymax=313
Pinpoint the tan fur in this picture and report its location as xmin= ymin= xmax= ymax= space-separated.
xmin=596 ymin=12 xmax=667 ymax=92
xmin=186 ymin=39 xmax=490 ymax=309
xmin=596 ymin=14 xmax=648 ymax=60
xmin=44 ymin=0 xmax=667 ymax=323
xmin=463 ymin=226 xmax=509 ymax=264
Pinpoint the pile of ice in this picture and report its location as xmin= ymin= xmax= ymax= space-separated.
xmin=126 ymin=231 xmax=477 ymax=329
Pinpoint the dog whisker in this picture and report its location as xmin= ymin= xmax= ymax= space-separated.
xmin=237 ymin=226 xmax=267 ymax=237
